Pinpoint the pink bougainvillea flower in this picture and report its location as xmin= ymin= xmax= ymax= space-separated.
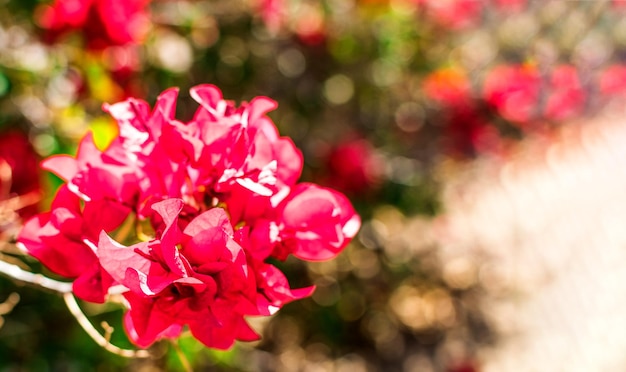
xmin=17 ymin=185 xmax=128 ymax=302
xmin=37 ymin=0 xmax=150 ymax=49
xmin=189 ymin=87 xmax=297 ymax=198
xmin=102 ymin=84 xmax=303 ymax=223
xmin=101 ymin=88 xmax=190 ymax=214
xmin=42 ymin=132 xmax=139 ymax=205
xmin=250 ymin=183 xmax=361 ymax=262
xmin=252 ymin=261 xmax=315 ymax=315
xmin=187 ymin=85 xmax=303 ymax=222
xmin=98 ymin=198 xmax=259 ymax=348
xmin=276 ymin=184 xmax=360 ymax=261
xmin=18 ymin=84 xmax=361 ymax=350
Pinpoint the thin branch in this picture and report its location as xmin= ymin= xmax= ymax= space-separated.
xmin=0 ymin=259 xmax=73 ymax=293
xmin=0 ymin=293 xmax=20 ymax=315
xmin=0 ymin=292 xmax=20 ymax=329
xmin=63 ymin=292 xmax=151 ymax=359
xmin=101 ymin=321 xmax=114 ymax=343
xmin=0 ymin=259 xmax=150 ymax=358
xmin=171 ymin=339 xmax=193 ymax=372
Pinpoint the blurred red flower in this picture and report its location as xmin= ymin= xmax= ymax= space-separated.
xmin=424 ymin=68 xmax=506 ymax=158
xmin=255 ymin=0 xmax=284 ymax=34
xmin=599 ymin=64 xmax=626 ymax=98
xmin=483 ymin=64 xmax=541 ymax=125
xmin=321 ymin=139 xmax=384 ymax=196
xmin=543 ymin=64 xmax=586 ymax=121
xmin=0 ymin=130 xmax=41 ymax=221
xmin=423 ymin=68 xmax=473 ymax=109
xmin=413 ymin=0 xmax=483 ymax=30
xmin=37 ymin=0 xmax=150 ymax=49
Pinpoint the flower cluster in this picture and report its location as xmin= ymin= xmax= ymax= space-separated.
xmin=423 ymin=68 xmax=504 ymax=158
xmin=421 ymin=62 xmax=611 ymax=158
xmin=483 ymin=64 xmax=586 ymax=125
xmin=37 ymin=0 xmax=150 ymax=49
xmin=17 ymin=85 xmax=360 ymax=349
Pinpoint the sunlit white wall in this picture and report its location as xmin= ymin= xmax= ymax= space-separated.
xmin=437 ymin=105 xmax=626 ymax=372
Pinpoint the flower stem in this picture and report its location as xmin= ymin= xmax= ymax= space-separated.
xmin=0 ymin=259 xmax=150 ymax=358
xmin=171 ymin=339 xmax=193 ymax=372
xmin=63 ymin=292 xmax=151 ymax=358
xmin=0 ymin=259 xmax=73 ymax=293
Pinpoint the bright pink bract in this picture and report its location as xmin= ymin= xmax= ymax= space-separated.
xmin=17 ymin=85 xmax=360 ymax=349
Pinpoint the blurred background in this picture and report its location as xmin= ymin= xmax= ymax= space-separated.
xmin=2 ymin=0 xmax=626 ymax=370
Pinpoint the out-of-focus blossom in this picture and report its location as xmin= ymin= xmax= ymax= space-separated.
xmin=424 ymin=68 xmax=506 ymax=158
xmin=447 ymin=361 xmax=478 ymax=372
xmin=37 ymin=0 xmax=151 ymax=49
xmin=543 ymin=64 xmax=586 ymax=121
xmin=103 ymin=45 xmax=142 ymax=75
xmin=413 ymin=0 xmax=483 ymax=30
xmin=0 ymin=131 xmax=41 ymax=205
xmin=320 ymin=139 xmax=384 ymax=196
xmin=484 ymin=64 xmax=586 ymax=124
xmin=102 ymin=45 xmax=145 ymax=98
xmin=613 ymin=0 xmax=626 ymax=10
xmin=0 ymin=131 xmax=41 ymax=220
xmin=291 ymin=3 xmax=326 ymax=45
xmin=493 ymin=0 xmax=528 ymax=12
xmin=255 ymin=0 xmax=285 ymax=34
xmin=483 ymin=64 xmax=541 ymax=125
xmin=18 ymin=85 xmax=360 ymax=349
xmin=252 ymin=0 xmax=326 ymax=44
xmin=423 ymin=68 xmax=473 ymax=109
xmin=599 ymin=64 xmax=626 ymax=98
xmin=444 ymin=107 xmax=506 ymax=159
